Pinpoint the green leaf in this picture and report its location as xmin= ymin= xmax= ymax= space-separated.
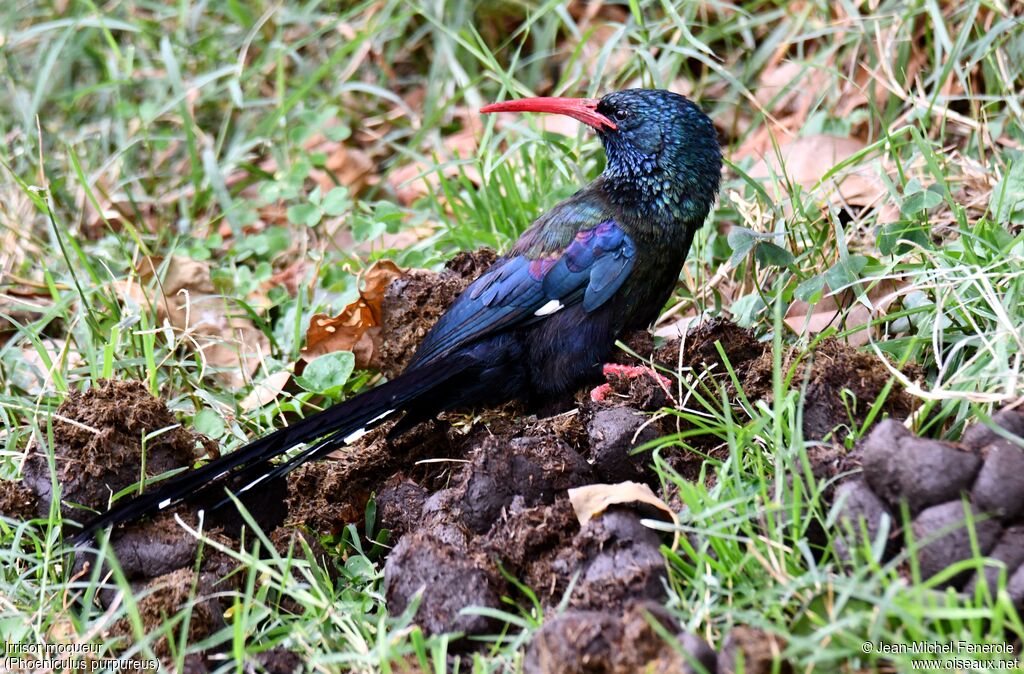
xmin=295 ymin=351 xmax=355 ymax=396
xmin=877 ymin=221 xmax=932 ymax=255
xmin=991 ymin=159 xmax=1024 ymax=224
xmin=287 ymin=202 xmax=322 ymax=227
xmin=326 ymin=124 xmax=352 ymax=141
xmin=351 ymin=215 xmax=387 ymax=243
xmin=900 ymin=186 xmax=943 ymax=215
xmin=795 ymin=273 xmax=826 ymax=303
xmin=730 ymin=292 xmax=766 ymax=327
xmin=754 ymin=241 xmax=795 ymax=267
xmin=727 ymin=226 xmax=760 ymax=266
xmin=193 ymin=408 xmax=225 ymax=439
xmin=322 ymin=187 xmax=352 ymax=216
xmin=824 ymin=255 xmax=868 ymax=292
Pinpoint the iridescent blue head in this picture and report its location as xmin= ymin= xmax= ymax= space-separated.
xmin=482 ymin=89 xmax=721 ymax=221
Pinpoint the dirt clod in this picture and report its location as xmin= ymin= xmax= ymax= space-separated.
xmin=376 ymin=475 xmax=428 ymax=539
xmin=523 ymin=609 xmax=621 ymax=674
xmin=458 ymin=435 xmax=592 ymax=534
xmin=0 ymin=479 xmax=37 ymax=520
xmin=383 ymin=530 xmax=505 ymax=637
xmin=587 ymin=407 xmax=661 ymax=483
xmin=287 ymin=461 xmax=368 ymax=536
xmin=965 ymin=524 xmax=1024 ymax=601
xmin=658 ymin=318 xmax=763 ymax=376
xmin=971 ymin=441 xmax=1024 ymax=520
xmin=286 ymin=418 xmax=454 ymax=537
xmin=483 ymin=498 xmax=579 ymax=604
xmin=832 ymin=479 xmax=895 ymax=562
xmin=563 ymin=510 xmax=668 ymax=609
xmin=102 ymin=512 xmax=202 ymax=580
xmin=911 ymin=501 xmax=1003 ymax=588
xmin=110 ymin=568 xmax=223 ymax=660
xmin=744 ymin=339 xmax=916 ymax=441
xmin=861 ymin=419 xmax=980 ymax=514
xmin=718 ymin=626 xmax=792 ymax=674
xmin=961 ymin=408 xmax=1024 ymax=450
xmin=1007 ymin=565 xmax=1024 ymax=610
xmin=22 ymin=379 xmax=214 ymax=521
xmin=378 ymin=248 xmax=497 ymax=379
xmin=523 ymin=601 xmax=716 ymax=674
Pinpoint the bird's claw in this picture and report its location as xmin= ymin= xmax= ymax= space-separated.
xmin=589 ymin=363 xmax=676 ymax=404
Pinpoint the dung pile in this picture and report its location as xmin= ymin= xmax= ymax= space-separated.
xmin=19 ymin=379 xmax=217 ymax=521
xmin=0 ymin=253 xmax=949 ymax=674
xmin=831 ymin=409 xmax=1024 ymax=606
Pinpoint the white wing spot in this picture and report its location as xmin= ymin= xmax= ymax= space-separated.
xmin=534 ymin=299 xmax=564 ymax=317
xmin=158 ymin=498 xmax=173 ymax=510
xmin=238 ymin=472 xmax=271 ymax=495
xmin=344 ymin=427 xmax=370 ymax=444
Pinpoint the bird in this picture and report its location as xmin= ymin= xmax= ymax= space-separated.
xmin=71 ymin=88 xmax=722 ymax=545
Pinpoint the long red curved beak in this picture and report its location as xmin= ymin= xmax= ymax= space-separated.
xmin=480 ymin=97 xmax=617 ymax=131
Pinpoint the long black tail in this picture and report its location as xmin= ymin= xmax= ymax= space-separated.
xmin=70 ymin=356 xmax=472 ymax=546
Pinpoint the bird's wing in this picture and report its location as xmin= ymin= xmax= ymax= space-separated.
xmin=408 ymin=218 xmax=636 ymax=369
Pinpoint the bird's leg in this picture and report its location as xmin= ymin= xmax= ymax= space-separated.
xmin=589 ymin=363 xmax=676 ymax=404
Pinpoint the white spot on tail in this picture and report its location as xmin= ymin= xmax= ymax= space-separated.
xmin=342 ymin=408 xmax=395 ymax=445
xmin=344 ymin=427 xmax=369 ymax=444
xmin=237 ymin=472 xmax=270 ymax=495
xmin=159 ymin=498 xmax=174 ymax=510
xmin=534 ymin=299 xmax=564 ymax=316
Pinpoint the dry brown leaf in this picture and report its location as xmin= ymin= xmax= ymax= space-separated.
xmin=567 ymin=482 xmax=676 ymax=528
xmin=653 ymin=315 xmax=702 ymax=340
xmin=266 ymin=258 xmax=309 ymax=296
xmin=315 ymin=143 xmax=375 ymax=195
xmin=388 ymin=123 xmax=482 ymax=207
xmin=301 ymin=260 xmax=405 ymax=369
xmin=748 ymin=135 xmax=886 ymax=207
xmin=784 ymin=279 xmax=907 ymax=347
xmin=20 ymin=338 xmax=84 ymax=393
xmin=754 ymin=61 xmax=829 ymax=119
xmin=239 ymin=370 xmax=292 ymax=412
xmin=134 ymin=256 xmax=270 ymax=388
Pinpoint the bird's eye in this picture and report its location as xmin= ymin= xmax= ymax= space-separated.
xmin=613 ymin=108 xmax=629 ymax=121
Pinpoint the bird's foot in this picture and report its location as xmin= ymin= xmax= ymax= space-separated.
xmin=589 ymin=363 xmax=676 ymax=405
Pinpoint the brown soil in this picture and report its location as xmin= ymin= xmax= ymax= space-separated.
xmin=1 ymin=254 xmax=941 ymax=669
xmin=109 ymin=568 xmax=224 ymax=659
xmin=378 ymin=248 xmax=497 ymax=379
xmin=523 ymin=600 xmax=718 ymax=674
xmin=0 ymin=479 xmax=37 ymax=520
xmin=21 ymin=379 xmax=216 ymax=520
xmin=743 ymin=337 xmax=918 ymax=442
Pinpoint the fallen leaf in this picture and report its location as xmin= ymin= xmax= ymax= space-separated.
xmin=239 ymin=370 xmax=292 ymax=412
xmin=748 ymin=135 xmax=886 ymax=207
xmin=19 ymin=338 xmax=83 ymax=394
xmin=567 ymin=482 xmax=676 ymax=528
xmin=653 ymin=315 xmax=701 ymax=340
xmin=316 ymin=143 xmax=375 ymax=196
xmin=135 ymin=256 xmax=270 ymax=388
xmin=388 ymin=147 xmax=482 ymax=207
xmin=388 ymin=109 xmax=483 ymax=206
xmin=784 ymin=279 xmax=906 ymax=347
xmin=754 ymin=61 xmax=828 ymax=118
xmin=265 ymin=258 xmax=309 ymax=296
xmin=301 ymin=260 xmax=404 ymax=369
